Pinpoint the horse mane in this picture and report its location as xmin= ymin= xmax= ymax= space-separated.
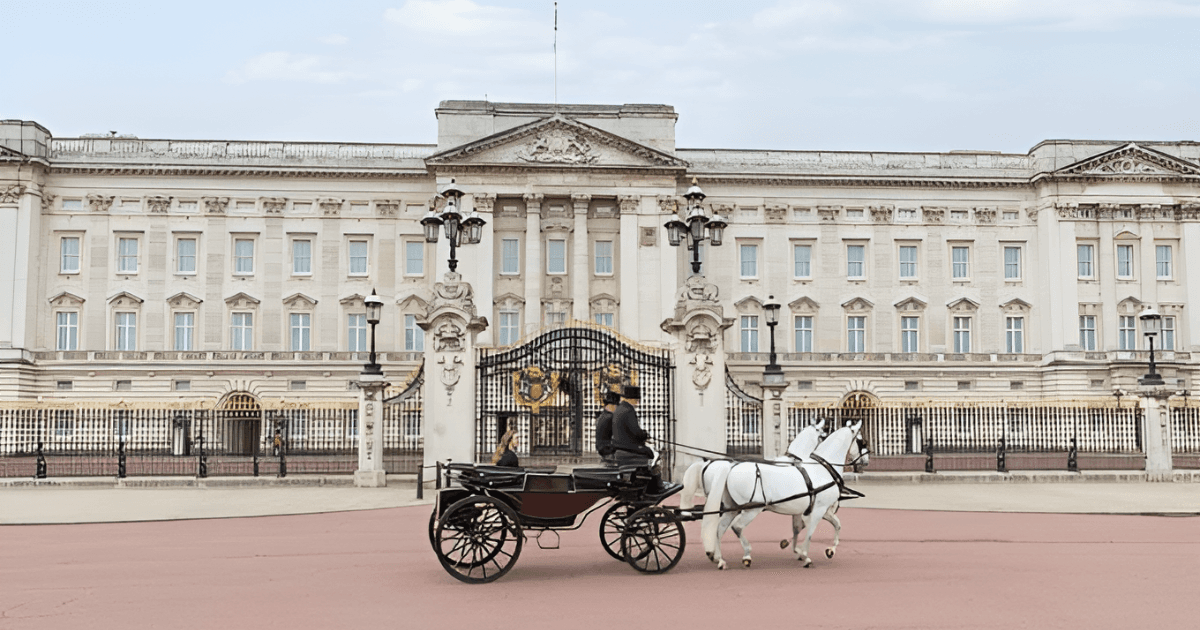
xmin=812 ymin=426 xmax=854 ymax=461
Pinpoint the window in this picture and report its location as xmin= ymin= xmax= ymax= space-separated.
xmin=1161 ymin=316 xmax=1176 ymax=351
xmin=498 ymin=310 xmax=519 ymax=346
xmin=1117 ymin=244 xmax=1134 ymax=279
xmin=116 ymin=312 xmax=137 ymax=351
xmin=1119 ymin=316 xmax=1137 ymax=350
xmin=349 ymin=240 xmax=368 ymax=275
xmin=951 ymin=246 xmax=970 ymax=279
xmin=901 ymin=316 xmax=919 ymax=353
xmin=740 ymin=244 xmax=758 ymax=278
xmin=177 ymin=238 xmax=197 ymax=274
xmin=794 ymin=316 xmax=813 ymax=352
xmin=405 ymin=241 xmax=424 ymax=276
xmin=897 ymin=208 xmax=917 ymax=221
xmin=547 ymin=239 xmax=566 ymax=274
xmin=1079 ymin=315 xmax=1096 ymax=351
xmin=114 ymin=380 xmax=132 ymax=392
xmin=594 ymin=312 xmax=614 ymax=328
xmin=1004 ymin=246 xmax=1021 ymax=280
xmin=1006 ymin=317 xmax=1024 ymax=354
xmin=174 ymin=312 xmax=194 ymax=351
xmin=290 ymin=313 xmax=311 ymax=351
xmin=404 ymin=314 xmax=424 ymax=351
xmin=348 ymin=314 xmax=367 ymax=352
xmin=899 ymin=245 xmax=917 ymax=279
xmin=231 ymin=313 xmax=253 ymax=350
xmin=1003 ymin=210 xmax=1019 ymax=221
xmin=501 ymin=238 xmax=520 ymax=275
xmin=740 ymin=316 xmax=759 ymax=352
xmin=953 ymin=317 xmax=971 ymax=353
xmin=847 ymin=245 xmax=865 ymax=279
xmin=56 ymin=381 xmax=73 ymax=391
xmin=545 ymin=308 xmax=566 ymax=327
xmin=60 ymin=237 xmax=80 ymax=273
xmin=594 ymin=240 xmax=613 ymax=275
xmin=1077 ymin=244 xmax=1095 ymax=278
xmin=794 ymin=244 xmax=812 ymax=278
xmin=234 ymin=239 xmax=254 ymax=274
xmin=292 ymin=240 xmax=312 ymax=275
xmin=290 ymin=381 xmax=307 ymax=391
xmin=118 ymin=237 xmax=138 ymax=273
xmin=1156 ymin=245 xmax=1172 ymax=279
xmin=847 ymin=316 xmax=866 ymax=352
xmin=61 ymin=199 xmax=83 ymax=211
xmin=174 ymin=380 xmax=191 ymax=391
xmin=56 ymin=312 xmax=78 ymax=351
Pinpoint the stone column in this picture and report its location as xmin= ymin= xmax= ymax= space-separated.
xmin=1138 ymin=386 xmax=1174 ymax=481
xmin=661 ymin=275 xmax=733 ymax=480
xmin=470 ymin=193 xmax=496 ymax=347
xmin=572 ymin=194 xmax=590 ymax=322
xmin=618 ymin=196 xmax=641 ymax=339
xmin=354 ymin=374 xmax=389 ymax=487
xmin=760 ymin=383 xmax=787 ymax=460
xmin=523 ymin=194 xmax=543 ymax=335
xmin=419 ymin=272 xmax=488 ymax=468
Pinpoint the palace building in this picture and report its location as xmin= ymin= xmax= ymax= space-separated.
xmin=2 ymin=101 xmax=1198 ymax=474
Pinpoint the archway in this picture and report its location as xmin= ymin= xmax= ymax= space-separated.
xmin=217 ymin=392 xmax=262 ymax=455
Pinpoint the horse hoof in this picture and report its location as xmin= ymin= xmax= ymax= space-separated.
xmin=743 ymin=558 xmax=752 ymax=568
xmin=717 ymin=560 xmax=727 ymax=571
xmin=825 ymin=548 xmax=835 ymax=559
xmin=803 ymin=559 xmax=813 ymax=568
xmin=779 ymin=540 xmax=789 ymax=549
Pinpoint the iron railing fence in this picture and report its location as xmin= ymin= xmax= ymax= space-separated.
xmin=725 ymin=370 xmax=762 ymax=456
xmin=383 ymin=363 xmax=424 ymax=474
xmin=785 ymin=400 xmax=1145 ymax=457
xmin=1171 ymin=404 xmax=1200 ymax=456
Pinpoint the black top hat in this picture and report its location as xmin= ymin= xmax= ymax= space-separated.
xmin=622 ymin=385 xmax=641 ymax=400
xmin=602 ymin=390 xmax=621 ymax=405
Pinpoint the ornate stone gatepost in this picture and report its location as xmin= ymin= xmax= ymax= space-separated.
xmin=760 ymin=382 xmax=787 ymax=461
xmin=1138 ymin=386 xmax=1175 ymax=481
xmin=662 ymin=275 xmax=733 ymax=480
xmin=419 ymin=272 xmax=488 ymax=469
xmin=354 ymin=374 xmax=389 ymax=487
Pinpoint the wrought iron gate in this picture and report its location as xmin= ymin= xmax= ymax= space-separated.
xmin=726 ymin=369 xmax=763 ymax=456
xmin=384 ymin=363 xmax=424 ymax=473
xmin=477 ymin=326 xmax=674 ymax=471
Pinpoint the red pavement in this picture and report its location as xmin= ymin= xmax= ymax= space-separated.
xmin=2 ymin=506 xmax=1197 ymax=630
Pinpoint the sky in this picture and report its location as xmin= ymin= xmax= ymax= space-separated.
xmin=5 ymin=0 xmax=1200 ymax=153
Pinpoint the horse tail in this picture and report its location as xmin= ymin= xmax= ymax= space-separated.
xmin=680 ymin=460 xmax=707 ymax=509
xmin=700 ymin=464 xmax=733 ymax=557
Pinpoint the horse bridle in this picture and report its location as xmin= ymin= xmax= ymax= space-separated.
xmin=845 ymin=432 xmax=870 ymax=468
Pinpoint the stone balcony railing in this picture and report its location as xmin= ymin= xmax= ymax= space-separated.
xmin=31 ymin=351 xmax=426 ymax=363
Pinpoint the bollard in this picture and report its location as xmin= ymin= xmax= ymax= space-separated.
xmin=996 ymin=435 xmax=1007 ymax=473
xmin=416 ymin=465 xmax=424 ymax=500
xmin=253 ymin=453 xmax=259 ymax=477
xmin=197 ymin=436 xmax=208 ymax=479
xmin=924 ymin=438 xmax=936 ymax=474
xmin=118 ymin=441 xmax=127 ymax=479
xmin=279 ymin=452 xmax=287 ymax=478
xmin=35 ymin=441 xmax=47 ymax=480
xmin=1068 ymin=436 xmax=1079 ymax=473
xmin=435 ymin=461 xmax=443 ymax=490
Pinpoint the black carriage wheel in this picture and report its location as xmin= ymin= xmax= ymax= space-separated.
xmin=621 ymin=506 xmax=686 ymax=575
xmin=434 ymin=496 xmax=523 ymax=584
xmin=599 ymin=502 xmax=637 ymax=561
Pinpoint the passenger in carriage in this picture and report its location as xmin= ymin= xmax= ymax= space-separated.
xmin=492 ymin=428 xmax=520 ymax=468
xmin=595 ymin=390 xmax=620 ymax=465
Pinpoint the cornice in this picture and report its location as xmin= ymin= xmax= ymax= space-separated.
xmin=49 ymin=165 xmax=432 ymax=180
xmin=691 ymin=175 xmax=1030 ymax=189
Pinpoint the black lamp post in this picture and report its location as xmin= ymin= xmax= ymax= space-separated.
xmin=763 ymin=296 xmax=784 ymax=385
xmin=363 ymin=289 xmax=383 ymax=376
xmin=664 ymin=178 xmax=726 ymax=275
xmin=421 ymin=178 xmax=486 ymax=273
xmin=1139 ymin=306 xmax=1164 ymax=386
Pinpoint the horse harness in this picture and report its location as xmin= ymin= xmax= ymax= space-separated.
xmin=712 ymin=453 xmax=858 ymax=517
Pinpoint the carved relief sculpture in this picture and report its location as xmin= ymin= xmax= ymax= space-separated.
xmin=203 ymin=197 xmax=228 ymax=215
xmin=438 ymin=355 xmax=463 ymax=405
xmin=517 ymin=128 xmax=597 ymax=164
xmin=429 ymin=271 xmax=477 ymax=317
xmin=817 ymin=206 xmax=841 ymax=222
xmin=869 ymin=205 xmax=894 ymax=223
xmin=434 ymin=321 xmax=465 ymax=353
xmin=320 ymin=199 xmax=343 ymax=216
xmin=765 ymin=205 xmax=787 ymax=223
xmin=922 ymin=206 xmax=945 ymax=223
xmin=618 ymin=195 xmax=640 ymax=214
xmin=974 ymin=207 xmax=996 ymax=224
xmin=262 ymin=197 xmax=287 ymax=214
xmin=147 ymin=196 xmax=172 ymax=214
xmin=88 ymin=194 xmax=114 ymax=213
xmin=1 ymin=185 xmax=27 ymax=205
xmin=657 ymin=195 xmax=678 ymax=214
xmin=690 ymin=353 xmax=714 ymax=390
xmin=40 ymin=193 xmax=56 ymax=213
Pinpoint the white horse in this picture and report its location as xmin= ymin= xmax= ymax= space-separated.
xmin=701 ymin=422 xmax=869 ymax=570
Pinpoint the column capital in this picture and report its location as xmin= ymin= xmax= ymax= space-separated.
xmin=471 ymin=193 xmax=496 ymax=213
xmin=618 ymin=195 xmax=640 ymax=214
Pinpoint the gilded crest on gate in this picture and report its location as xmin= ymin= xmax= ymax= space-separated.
xmin=593 ymin=363 xmax=638 ymax=405
xmin=512 ymin=366 xmax=560 ymax=413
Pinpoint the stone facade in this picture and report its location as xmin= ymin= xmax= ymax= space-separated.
xmin=1 ymin=102 xmax=1196 ymax=406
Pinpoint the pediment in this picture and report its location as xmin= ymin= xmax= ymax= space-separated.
xmin=49 ymin=291 xmax=85 ymax=307
xmin=225 ymin=292 xmax=260 ymax=308
xmin=734 ymin=296 xmax=764 ymax=312
xmin=426 ymin=115 xmax=688 ymax=170
xmin=1117 ymin=296 xmax=1143 ymax=313
xmin=1050 ymin=143 xmax=1200 ymax=180
xmin=282 ymin=293 xmax=318 ymax=309
xmin=1000 ymin=298 xmax=1032 ymax=312
xmin=397 ymin=292 xmax=430 ymax=312
xmin=788 ymin=296 xmax=819 ymax=312
xmin=107 ymin=291 xmax=144 ymax=306
xmin=841 ymin=297 xmax=874 ymax=311
xmin=493 ymin=292 xmax=525 ymax=309
xmin=894 ymin=296 xmax=928 ymax=312
xmin=589 ymin=293 xmax=619 ymax=308
xmin=166 ymin=292 xmax=203 ymax=308
xmin=340 ymin=293 xmax=365 ymax=306
xmin=947 ymin=297 xmax=980 ymax=312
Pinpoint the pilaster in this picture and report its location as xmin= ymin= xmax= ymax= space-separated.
xmin=572 ymin=194 xmax=590 ymax=321
xmin=618 ymin=196 xmax=641 ymax=339
xmin=523 ymin=194 xmax=543 ymax=335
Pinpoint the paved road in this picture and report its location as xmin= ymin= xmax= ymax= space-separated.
xmin=2 ymin=504 xmax=1197 ymax=630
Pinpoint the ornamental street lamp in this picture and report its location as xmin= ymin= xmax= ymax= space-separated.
xmin=664 ymin=178 xmax=726 ymax=275
xmin=763 ymin=296 xmax=784 ymax=386
xmin=1139 ymin=306 xmax=1165 ymax=386
xmin=363 ymin=289 xmax=384 ymax=377
xmin=421 ymin=178 xmax=486 ymax=272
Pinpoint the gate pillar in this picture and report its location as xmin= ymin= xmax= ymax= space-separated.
xmin=662 ymin=275 xmax=733 ymax=480
xmin=355 ymin=375 xmax=390 ymax=487
xmin=1138 ymin=386 xmax=1174 ymax=481
xmin=418 ymin=272 xmax=488 ymax=469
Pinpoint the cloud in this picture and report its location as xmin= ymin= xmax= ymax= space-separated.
xmin=225 ymin=52 xmax=351 ymax=84
xmin=320 ymin=34 xmax=349 ymax=45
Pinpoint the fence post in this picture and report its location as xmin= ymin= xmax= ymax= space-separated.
xmin=1068 ymin=436 xmax=1079 ymax=473
xmin=35 ymin=441 xmax=47 ymax=479
xmin=996 ymin=435 xmax=1007 ymax=473
xmin=924 ymin=437 xmax=936 ymax=474
xmin=253 ymin=452 xmax=259 ymax=477
xmin=197 ymin=435 xmax=208 ymax=479
xmin=435 ymin=461 xmax=443 ymax=489
xmin=416 ymin=465 xmax=424 ymax=500
xmin=118 ymin=440 xmax=127 ymax=479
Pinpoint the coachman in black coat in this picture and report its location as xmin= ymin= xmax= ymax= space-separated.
xmin=611 ymin=386 xmax=653 ymax=465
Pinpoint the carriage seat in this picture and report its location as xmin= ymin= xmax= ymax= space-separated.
xmin=571 ymin=465 xmax=643 ymax=491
